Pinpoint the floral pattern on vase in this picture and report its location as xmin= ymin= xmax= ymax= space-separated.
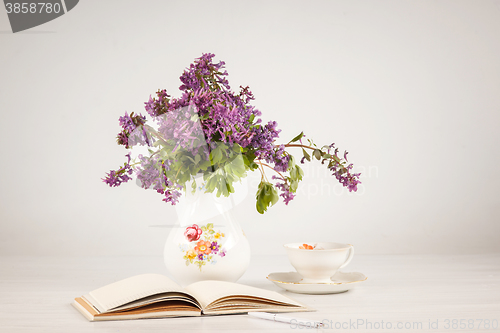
xmin=180 ymin=223 xmax=227 ymax=271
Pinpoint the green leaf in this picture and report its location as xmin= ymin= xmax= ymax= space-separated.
xmin=270 ymin=188 xmax=279 ymax=206
xmin=159 ymin=148 xmax=169 ymax=159
xmin=209 ymin=147 xmax=223 ymax=164
xmin=227 ymin=157 xmax=246 ymax=178
xmin=288 ymin=165 xmax=303 ymax=192
xmin=194 ymin=154 xmax=201 ymax=165
xmin=191 ymin=179 xmax=197 ymax=194
xmin=224 ymin=163 xmax=233 ymax=175
xmin=302 ymin=148 xmax=311 ymax=162
xmin=242 ymin=151 xmax=258 ymax=171
xmin=290 ymin=167 xmax=297 ymax=180
xmin=255 ymin=182 xmax=279 ymax=214
xmin=313 ymin=149 xmax=322 ymax=160
xmin=296 ymin=165 xmax=304 ymax=179
xmin=289 ymin=131 xmax=304 ymax=143
xmin=232 ymin=143 xmax=242 ymax=153
xmin=181 ymin=154 xmax=195 ymax=164
xmin=215 ymin=176 xmax=230 ymax=197
xmin=288 ymin=155 xmax=296 ymax=170
xmin=256 ymin=196 xmax=266 ymax=214
xmin=204 ymin=173 xmax=218 ymax=193
xmin=206 ymin=223 xmax=213 ymax=229
xmin=226 ymin=180 xmax=235 ymax=194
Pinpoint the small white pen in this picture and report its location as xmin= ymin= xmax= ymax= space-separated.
xmin=248 ymin=311 xmax=323 ymax=328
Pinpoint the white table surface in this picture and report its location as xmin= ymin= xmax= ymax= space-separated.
xmin=1 ymin=254 xmax=499 ymax=332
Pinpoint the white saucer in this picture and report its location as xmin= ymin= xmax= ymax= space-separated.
xmin=267 ymin=271 xmax=367 ymax=294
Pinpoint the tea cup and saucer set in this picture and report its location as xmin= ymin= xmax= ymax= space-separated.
xmin=267 ymin=242 xmax=367 ymax=294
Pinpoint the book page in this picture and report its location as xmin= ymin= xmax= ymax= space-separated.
xmin=72 ymin=298 xmax=201 ymax=322
xmin=109 ymin=292 xmax=200 ymax=312
xmin=86 ymin=274 xmax=190 ymax=313
xmin=185 ymin=280 xmax=305 ymax=311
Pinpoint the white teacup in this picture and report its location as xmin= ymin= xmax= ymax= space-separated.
xmin=284 ymin=242 xmax=354 ymax=284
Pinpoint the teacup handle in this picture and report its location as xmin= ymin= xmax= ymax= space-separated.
xmin=339 ymin=244 xmax=354 ymax=269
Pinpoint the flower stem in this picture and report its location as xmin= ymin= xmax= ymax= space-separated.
xmin=283 ymin=143 xmax=316 ymax=150
xmin=255 ymin=160 xmax=286 ymax=181
xmin=256 ymin=160 xmax=269 ymax=182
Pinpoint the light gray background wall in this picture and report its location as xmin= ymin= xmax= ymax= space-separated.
xmin=1 ymin=0 xmax=499 ymax=257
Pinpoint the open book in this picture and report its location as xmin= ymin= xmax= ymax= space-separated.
xmin=72 ymin=274 xmax=311 ymax=321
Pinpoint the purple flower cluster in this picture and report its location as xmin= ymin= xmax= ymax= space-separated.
xmin=327 ymin=144 xmax=361 ymax=192
xmin=275 ymin=180 xmax=295 ymax=205
xmin=332 ymin=165 xmax=361 ymax=192
xmin=135 ymin=154 xmax=163 ymax=191
xmin=135 ymin=154 xmax=182 ymax=205
xmin=269 ymin=144 xmax=289 ymax=173
xmin=162 ymin=188 xmax=182 ymax=205
xmin=144 ymin=89 xmax=170 ymax=117
xmin=179 ymin=54 xmax=230 ymax=92
xmin=156 ymin=105 xmax=206 ymax=153
xmin=116 ymin=112 xmax=150 ymax=148
xmin=102 ymin=153 xmax=133 ymax=187
xmin=103 ymin=53 xmax=361 ymax=210
xmin=145 ymin=53 xmax=286 ymax=165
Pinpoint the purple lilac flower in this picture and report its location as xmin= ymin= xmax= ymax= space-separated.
xmin=103 ymin=153 xmax=133 ymax=187
xmin=140 ymin=54 xmax=282 ymax=169
xmin=219 ymin=249 xmax=227 ymax=257
xmin=332 ymin=164 xmax=361 ymax=192
xmin=128 ymin=126 xmax=152 ymax=147
xmin=248 ymin=121 xmax=290 ymax=172
xmin=106 ymin=53 xmax=361 ymax=209
xmin=116 ymin=112 xmax=149 ymax=148
xmin=179 ymin=53 xmax=229 ymax=92
xmin=136 ymin=154 xmax=161 ymax=190
xmin=275 ymin=180 xmax=295 ymax=205
xmin=163 ymin=188 xmax=182 ymax=205
xmin=136 ymin=53 xmax=290 ymax=205
xmin=209 ymin=242 xmax=219 ymax=253
xmin=197 ymin=253 xmax=204 ymax=261
xmin=136 ymin=155 xmax=178 ymax=198
xmin=326 ymin=146 xmax=361 ymax=192
xmin=119 ymin=112 xmax=140 ymax=132
xmin=116 ymin=131 xmax=129 ymax=148
xmin=144 ymin=89 xmax=170 ymax=117
xmin=162 ymin=53 xmax=264 ymax=150
xmin=102 ymin=169 xmax=132 ymax=187
xmin=156 ymin=104 xmax=205 ymax=154
xmin=272 ymin=144 xmax=290 ymax=173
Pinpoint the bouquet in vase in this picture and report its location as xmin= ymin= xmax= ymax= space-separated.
xmin=103 ymin=53 xmax=361 ymax=213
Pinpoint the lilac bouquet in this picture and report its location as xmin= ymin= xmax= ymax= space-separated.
xmin=103 ymin=53 xmax=361 ymax=213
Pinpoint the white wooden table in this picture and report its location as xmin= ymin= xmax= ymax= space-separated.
xmin=1 ymin=254 xmax=499 ymax=332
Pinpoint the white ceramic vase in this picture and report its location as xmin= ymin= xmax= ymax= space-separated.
xmin=163 ymin=178 xmax=250 ymax=286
